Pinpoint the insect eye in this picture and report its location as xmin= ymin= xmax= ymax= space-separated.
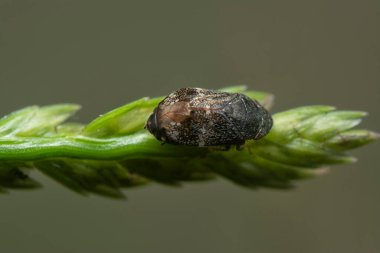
xmin=146 ymin=115 xmax=157 ymax=132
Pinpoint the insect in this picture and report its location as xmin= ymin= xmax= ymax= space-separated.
xmin=145 ymin=88 xmax=273 ymax=148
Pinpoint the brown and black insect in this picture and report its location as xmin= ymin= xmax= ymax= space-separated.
xmin=145 ymin=88 xmax=273 ymax=148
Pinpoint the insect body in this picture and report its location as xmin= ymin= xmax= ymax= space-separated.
xmin=146 ymin=88 xmax=273 ymax=147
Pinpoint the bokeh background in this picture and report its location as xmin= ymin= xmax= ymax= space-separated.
xmin=0 ymin=0 xmax=379 ymax=252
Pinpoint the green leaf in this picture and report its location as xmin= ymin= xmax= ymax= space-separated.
xmin=326 ymin=129 xmax=379 ymax=151
xmin=266 ymin=106 xmax=336 ymax=143
xmin=219 ymin=85 xmax=248 ymax=93
xmin=0 ymin=106 xmax=38 ymax=137
xmin=82 ymin=97 xmax=162 ymax=138
xmin=14 ymin=104 xmax=81 ymax=137
xmin=0 ymin=163 xmax=41 ymax=189
xmin=296 ymin=111 xmax=367 ymax=141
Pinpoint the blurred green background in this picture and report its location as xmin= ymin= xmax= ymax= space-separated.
xmin=0 ymin=0 xmax=379 ymax=252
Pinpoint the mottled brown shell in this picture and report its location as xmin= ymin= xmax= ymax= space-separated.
xmin=146 ymin=88 xmax=273 ymax=147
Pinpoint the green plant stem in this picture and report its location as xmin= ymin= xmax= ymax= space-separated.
xmin=0 ymin=132 xmax=206 ymax=161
